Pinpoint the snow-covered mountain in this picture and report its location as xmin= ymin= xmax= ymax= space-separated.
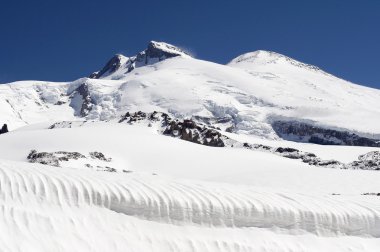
xmin=1 ymin=41 xmax=380 ymax=143
xmin=1 ymin=41 xmax=380 ymax=251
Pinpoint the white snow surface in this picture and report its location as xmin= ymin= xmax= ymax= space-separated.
xmin=1 ymin=122 xmax=380 ymax=251
xmin=1 ymin=44 xmax=380 ymax=251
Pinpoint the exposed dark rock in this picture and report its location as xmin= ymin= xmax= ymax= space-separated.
xmin=273 ymin=146 xmax=342 ymax=167
xmin=348 ymin=151 xmax=380 ymax=170
xmin=225 ymin=126 xmax=234 ymax=133
xmin=90 ymin=41 xmax=190 ymax=78
xmin=243 ymin=143 xmax=273 ymax=151
xmin=275 ymin=147 xmax=299 ymax=154
xmin=55 ymin=101 xmax=65 ymax=105
xmin=27 ymin=150 xmax=114 ymax=170
xmin=362 ymin=193 xmax=380 ymax=196
xmin=49 ymin=121 xmax=73 ymax=129
xmin=75 ymin=83 xmax=93 ymax=117
xmin=27 ymin=150 xmax=86 ymax=167
xmin=27 ymin=150 xmax=60 ymax=167
xmin=68 ymin=81 xmax=94 ymax=117
xmin=243 ymin=143 xmax=251 ymax=148
xmin=55 ymin=151 xmax=86 ymax=161
xmin=0 ymin=124 xmax=8 ymax=134
xmin=119 ymin=111 xmax=147 ymax=123
xmin=135 ymin=41 xmax=190 ymax=66
xmin=163 ymin=119 xmax=225 ymax=147
xmin=104 ymin=166 xmax=117 ymax=172
xmin=272 ymin=121 xmax=380 ymax=147
xmin=89 ymin=151 xmax=112 ymax=162
xmin=89 ymin=54 xmax=126 ymax=79
xmin=119 ymin=111 xmax=226 ymax=147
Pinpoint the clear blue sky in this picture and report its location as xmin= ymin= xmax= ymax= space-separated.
xmin=1 ymin=0 xmax=379 ymax=89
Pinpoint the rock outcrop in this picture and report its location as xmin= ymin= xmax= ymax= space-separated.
xmin=272 ymin=121 xmax=380 ymax=147
xmin=69 ymin=82 xmax=94 ymax=117
xmin=27 ymin=150 xmax=116 ymax=172
xmin=242 ymin=143 xmax=343 ymax=168
xmin=119 ymin=111 xmax=226 ymax=147
xmin=89 ymin=54 xmax=128 ymax=79
xmin=348 ymin=151 xmax=380 ymax=170
xmin=27 ymin=150 xmax=86 ymax=167
xmin=89 ymin=41 xmax=191 ymax=79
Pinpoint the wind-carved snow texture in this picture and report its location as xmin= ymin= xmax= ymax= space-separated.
xmin=2 ymin=161 xmax=380 ymax=239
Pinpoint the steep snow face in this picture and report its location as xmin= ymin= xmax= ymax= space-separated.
xmin=0 ymin=81 xmax=75 ymax=129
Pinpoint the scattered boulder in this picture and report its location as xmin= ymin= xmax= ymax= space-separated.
xmin=27 ymin=150 xmax=86 ymax=167
xmin=275 ymin=147 xmax=299 ymax=154
xmin=27 ymin=150 xmax=115 ymax=171
xmin=27 ymin=150 xmax=60 ymax=167
xmin=362 ymin=192 xmax=380 ymax=196
xmin=0 ymin=124 xmax=8 ymax=134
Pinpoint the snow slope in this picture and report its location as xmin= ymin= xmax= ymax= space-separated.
xmin=1 ymin=41 xmax=380 ymax=251
xmin=1 ymin=42 xmax=379 ymax=139
xmin=1 ymin=123 xmax=380 ymax=251
xmin=0 ymin=122 xmax=379 ymax=193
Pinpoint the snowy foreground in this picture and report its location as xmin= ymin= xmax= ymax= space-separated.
xmin=1 ymin=41 xmax=380 ymax=251
xmin=1 ymin=123 xmax=380 ymax=251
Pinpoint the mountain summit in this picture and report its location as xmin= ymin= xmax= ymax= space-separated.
xmin=90 ymin=41 xmax=191 ymax=79
xmin=228 ymin=50 xmax=328 ymax=75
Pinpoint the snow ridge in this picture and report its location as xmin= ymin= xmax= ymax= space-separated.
xmin=2 ymin=160 xmax=380 ymax=238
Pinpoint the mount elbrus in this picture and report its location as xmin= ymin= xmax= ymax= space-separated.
xmin=1 ymin=41 xmax=380 ymax=252
xmin=1 ymin=41 xmax=379 ymax=145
